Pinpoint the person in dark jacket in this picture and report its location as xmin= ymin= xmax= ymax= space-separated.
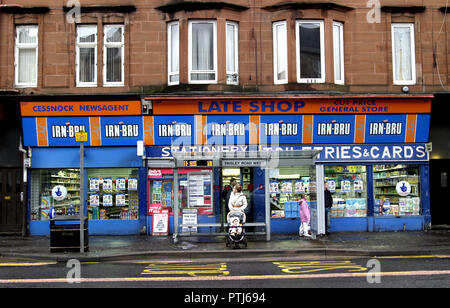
xmin=324 ymin=182 xmax=333 ymax=235
xmin=222 ymin=178 xmax=237 ymax=211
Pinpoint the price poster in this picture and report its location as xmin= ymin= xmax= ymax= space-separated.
xmin=116 ymin=193 xmax=126 ymax=206
xmin=103 ymin=194 xmax=113 ymax=206
xmin=353 ymin=178 xmax=364 ymax=192
xmin=89 ymin=178 xmax=99 ymax=191
xmin=128 ymin=177 xmax=138 ymax=191
xmin=295 ymin=180 xmax=305 ymax=193
xmin=281 ymin=181 xmax=292 ymax=193
xmin=341 ymin=180 xmax=351 ymax=192
xmin=90 ymin=194 xmax=99 ymax=207
xmin=327 ymin=179 xmax=336 ymax=192
xmin=116 ymin=177 xmax=126 ymax=191
xmin=103 ymin=178 xmax=113 ymax=191
xmin=270 ymin=181 xmax=279 ymax=193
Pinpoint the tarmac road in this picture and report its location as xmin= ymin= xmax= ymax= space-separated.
xmin=1 ymin=254 xmax=450 ymax=290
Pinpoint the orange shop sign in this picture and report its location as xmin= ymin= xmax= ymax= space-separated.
xmin=20 ymin=100 xmax=142 ymax=116
xmin=150 ymin=96 xmax=432 ymax=115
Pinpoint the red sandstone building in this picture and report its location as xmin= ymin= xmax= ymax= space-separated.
xmin=0 ymin=0 xmax=448 ymax=236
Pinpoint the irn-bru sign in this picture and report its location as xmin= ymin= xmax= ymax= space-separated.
xmin=151 ymin=96 xmax=432 ymax=115
xmin=20 ymin=100 xmax=141 ymax=116
xmin=22 ymin=114 xmax=431 ymax=147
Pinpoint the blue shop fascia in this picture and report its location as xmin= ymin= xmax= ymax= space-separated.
xmin=21 ymin=96 xmax=433 ymax=236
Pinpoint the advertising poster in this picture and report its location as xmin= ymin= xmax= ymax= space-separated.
xmin=103 ymin=194 xmax=113 ymax=206
xmin=116 ymin=177 xmax=126 ymax=190
xmin=90 ymin=194 xmax=99 ymax=207
xmin=327 ymin=179 xmax=336 ymax=192
xmin=128 ymin=177 xmax=138 ymax=191
xmin=152 ymin=209 xmax=169 ymax=236
xmin=182 ymin=209 xmax=198 ymax=233
xmin=103 ymin=178 xmax=113 ymax=191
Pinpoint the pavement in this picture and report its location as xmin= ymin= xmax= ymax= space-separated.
xmin=1 ymin=228 xmax=450 ymax=262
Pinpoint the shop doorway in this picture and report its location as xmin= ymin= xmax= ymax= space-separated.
xmin=0 ymin=168 xmax=23 ymax=234
xmin=220 ymin=167 xmax=254 ymax=225
xmin=430 ymin=159 xmax=450 ymax=226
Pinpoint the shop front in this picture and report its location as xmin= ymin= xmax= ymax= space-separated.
xmin=145 ymin=95 xmax=432 ymax=234
xmin=21 ymin=100 xmax=147 ymax=235
xmin=20 ymin=95 xmax=433 ymax=236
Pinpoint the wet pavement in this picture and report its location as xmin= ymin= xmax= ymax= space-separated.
xmin=1 ymin=230 xmax=450 ymax=262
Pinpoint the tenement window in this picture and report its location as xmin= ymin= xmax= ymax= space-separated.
xmin=15 ymin=25 xmax=38 ymax=87
xmin=188 ymin=20 xmax=217 ymax=84
xmin=296 ymin=20 xmax=325 ymax=83
xmin=392 ymin=23 xmax=416 ymax=85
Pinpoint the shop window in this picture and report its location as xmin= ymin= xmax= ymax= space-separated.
xmin=373 ymin=164 xmax=421 ymax=216
xmin=269 ymin=166 xmax=316 ymax=218
xmin=188 ymin=20 xmax=217 ymax=83
xmin=272 ymin=21 xmax=288 ymax=85
xmin=15 ymin=25 xmax=38 ymax=88
xmin=76 ymin=25 xmax=97 ymax=87
xmin=296 ymin=20 xmax=325 ymax=83
xmin=325 ymin=166 xmax=367 ymax=218
xmin=88 ymin=168 xmax=139 ymax=220
xmin=148 ymin=169 xmax=213 ymax=215
xmin=30 ymin=169 xmax=80 ymax=220
xmin=167 ymin=21 xmax=179 ymax=85
xmin=103 ymin=24 xmax=124 ymax=86
xmin=392 ymin=23 xmax=416 ymax=85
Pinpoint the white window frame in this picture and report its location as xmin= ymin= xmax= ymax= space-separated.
xmin=167 ymin=21 xmax=179 ymax=86
xmin=103 ymin=24 xmax=125 ymax=87
xmin=273 ymin=21 xmax=288 ymax=85
xmin=188 ymin=20 xmax=217 ymax=84
xmin=296 ymin=20 xmax=325 ymax=84
xmin=226 ymin=21 xmax=239 ymax=85
xmin=15 ymin=25 xmax=38 ymax=88
xmin=76 ymin=25 xmax=98 ymax=87
xmin=392 ymin=23 xmax=416 ymax=85
xmin=333 ymin=22 xmax=345 ymax=85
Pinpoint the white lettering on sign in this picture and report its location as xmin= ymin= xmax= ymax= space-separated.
xmin=158 ymin=124 xmax=192 ymax=137
xmin=264 ymin=123 xmax=298 ymax=136
xmin=369 ymin=122 xmax=402 ymax=135
xmin=211 ymin=123 xmax=245 ymax=136
xmin=51 ymin=125 xmax=86 ymax=138
xmin=104 ymin=124 xmax=139 ymax=137
xmin=317 ymin=123 xmax=351 ymax=136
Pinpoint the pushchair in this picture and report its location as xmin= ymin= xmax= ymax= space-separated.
xmin=226 ymin=211 xmax=247 ymax=248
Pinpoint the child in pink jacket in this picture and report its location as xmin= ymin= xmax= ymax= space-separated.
xmin=298 ymin=194 xmax=311 ymax=237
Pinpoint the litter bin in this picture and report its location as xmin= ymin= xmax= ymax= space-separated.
xmin=50 ymin=216 xmax=88 ymax=252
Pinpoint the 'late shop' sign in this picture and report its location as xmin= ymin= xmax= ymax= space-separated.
xmin=151 ymin=96 xmax=432 ymax=115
